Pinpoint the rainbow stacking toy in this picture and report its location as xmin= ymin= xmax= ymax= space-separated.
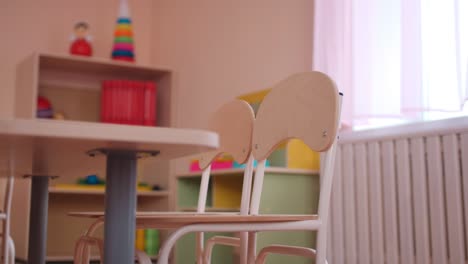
xmin=111 ymin=0 xmax=135 ymax=62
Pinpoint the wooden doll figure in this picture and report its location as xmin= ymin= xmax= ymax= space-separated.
xmin=70 ymin=21 xmax=93 ymax=56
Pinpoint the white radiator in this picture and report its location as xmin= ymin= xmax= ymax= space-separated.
xmin=327 ymin=116 xmax=468 ymax=264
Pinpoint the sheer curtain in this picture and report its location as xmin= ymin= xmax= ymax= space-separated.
xmin=314 ymin=0 xmax=468 ymax=128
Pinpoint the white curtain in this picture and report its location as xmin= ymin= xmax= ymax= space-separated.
xmin=314 ymin=0 xmax=468 ymax=128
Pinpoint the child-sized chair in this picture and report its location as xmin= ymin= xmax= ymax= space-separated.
xmin=71 ymin=99 xmax=256 ymax=264
xmin=155 ymin=71 xmax=342 ymax=264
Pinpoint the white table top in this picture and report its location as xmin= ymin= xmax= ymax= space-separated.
xmin=0 ymin=118 xmax=219 ymax=177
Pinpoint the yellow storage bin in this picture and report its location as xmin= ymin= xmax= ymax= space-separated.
xmin=212 ymin=175 xmax=243 ymax=209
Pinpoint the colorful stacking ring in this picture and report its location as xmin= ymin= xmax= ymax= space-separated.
xmin=117 ymin=18 xmax=132 ymax=24
xmin=116 ymin=24 xmax=131 ymax=30
xmin=114 ymin=36 xmax=133 ymax=43
xmin=113 ymin=43 xmax=134 ymax=51
xmin=112 ymin=56 xmax=134 ymax=62
xmin=112 ymin=50 xmax=134 ymax=57
xmin=114 ymin=29 xmax=133 ymax=37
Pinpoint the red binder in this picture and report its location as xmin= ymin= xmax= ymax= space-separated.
xmin=100 ymin=80 xmax=157 ymax=126
xmin=143 ymin=82 xmax=157 ymax=126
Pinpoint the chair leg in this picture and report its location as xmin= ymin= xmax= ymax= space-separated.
xmin=82 ymin=236 xmax=104 ymax=264
xmin=247 ymin=232 xmax=257 ymax=264
xmin=74 ymin=236 xmax=100 ymax=264
xmin=2 ymin=223 xmax=9 ymax=264
xmin=74 ymin=219 xmax=105 ymax=264
xmin=7 ymin=237 xmax=14 ymax=264
xmin=82 ymin=243 xmax=91 ymax=264
xmin=204 ymin=236 xmax=240 ymax=264
xmin=135 ymin=249 xmax=152 ymax=264
xmin=239 ymin=232 xmax=248 ymax=264
xmin=196 ymin=232 xmax=204 ymax=264
xmin=73 ymin=238 xmax=86 ymax=264
xmin=315 ymin=227 xmax=328 ymax=264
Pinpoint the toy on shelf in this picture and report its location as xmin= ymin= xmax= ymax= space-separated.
xmin=77 ymin=174 xmax=105 ymax=185
xmin=36 ymin=95 xmax=67 ymax=120
xmin=137 ymin=182 xmax=160 ymax=191
xmin=135 ymin=229 xmax=145 ymax=251
xmin=233 ymin=159 xmax=270 ymax=169
xmin=53 ymin=112 xmax=65 ymax=120
xmin=70 ymin=21 xmax=93 ymax=57
xmin=145 ymin=229 xmax=160 ymax=256
xmin=36 ymin=96 xmax=54 ymax=118
xmin=111 ymin=0 xmax=135 ymax=62
xmin=189 ymin=154 xmax=234 ymax=172
xmin=135 ymin=228 xmax=160 ymax=257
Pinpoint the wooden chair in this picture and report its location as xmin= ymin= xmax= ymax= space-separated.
xmin=154 ymin=71 xmax=342 ymax=264
xmin=0 ymin=164 xmax=16 ymax=264
xmin=71 ymin=99 xmax=256 ymax=264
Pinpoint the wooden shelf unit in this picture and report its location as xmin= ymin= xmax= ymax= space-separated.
xmin=12 ymin=52 xmax=175 ymax=261
xmin=16 ymin=52 xmax=173 ymax=126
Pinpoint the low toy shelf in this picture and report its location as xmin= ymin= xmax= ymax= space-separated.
xmin=175 ymin=167 xmax=320 ymax=264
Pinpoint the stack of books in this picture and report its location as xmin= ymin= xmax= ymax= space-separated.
xmin=100 ymin=80 xmax=157 ymax=126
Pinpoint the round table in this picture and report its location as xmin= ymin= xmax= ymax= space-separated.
xmin=0 ymin=118 xmax=218 ymax=264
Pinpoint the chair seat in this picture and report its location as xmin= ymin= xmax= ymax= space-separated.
xmin=68 ymin=211 xmax=318 ymax=229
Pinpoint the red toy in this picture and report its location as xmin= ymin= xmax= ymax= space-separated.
xmin=37 ymin=96 xmax=53 ymax=118
xmin=70 ymin=22 xmax=92 ymax=56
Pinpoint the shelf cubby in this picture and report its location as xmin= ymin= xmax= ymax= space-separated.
xmin=15 ymin=52 xmax=173 ymax=126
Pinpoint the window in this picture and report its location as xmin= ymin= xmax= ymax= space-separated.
xmin=314 ymin=0 xmax=468 ymax=129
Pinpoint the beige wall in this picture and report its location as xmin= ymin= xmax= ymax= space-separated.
xmin=150 ymin=0 xmax=314 ymax=130
xmin=0 ymin=0 xmax=153 ymax=118
xmin=1 ymin=0 xmax=314 ymax=128
xmin=149 ymin=0 xmax=314 ymax=175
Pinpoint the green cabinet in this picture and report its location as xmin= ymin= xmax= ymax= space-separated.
xmin=175 ymin=167 xmax=319 ymax=263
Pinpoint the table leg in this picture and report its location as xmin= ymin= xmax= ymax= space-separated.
xmin=104 ymin=151 xmax=137 ymax=264
xmin=28 ymin=176 xmax=50 ymax=264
